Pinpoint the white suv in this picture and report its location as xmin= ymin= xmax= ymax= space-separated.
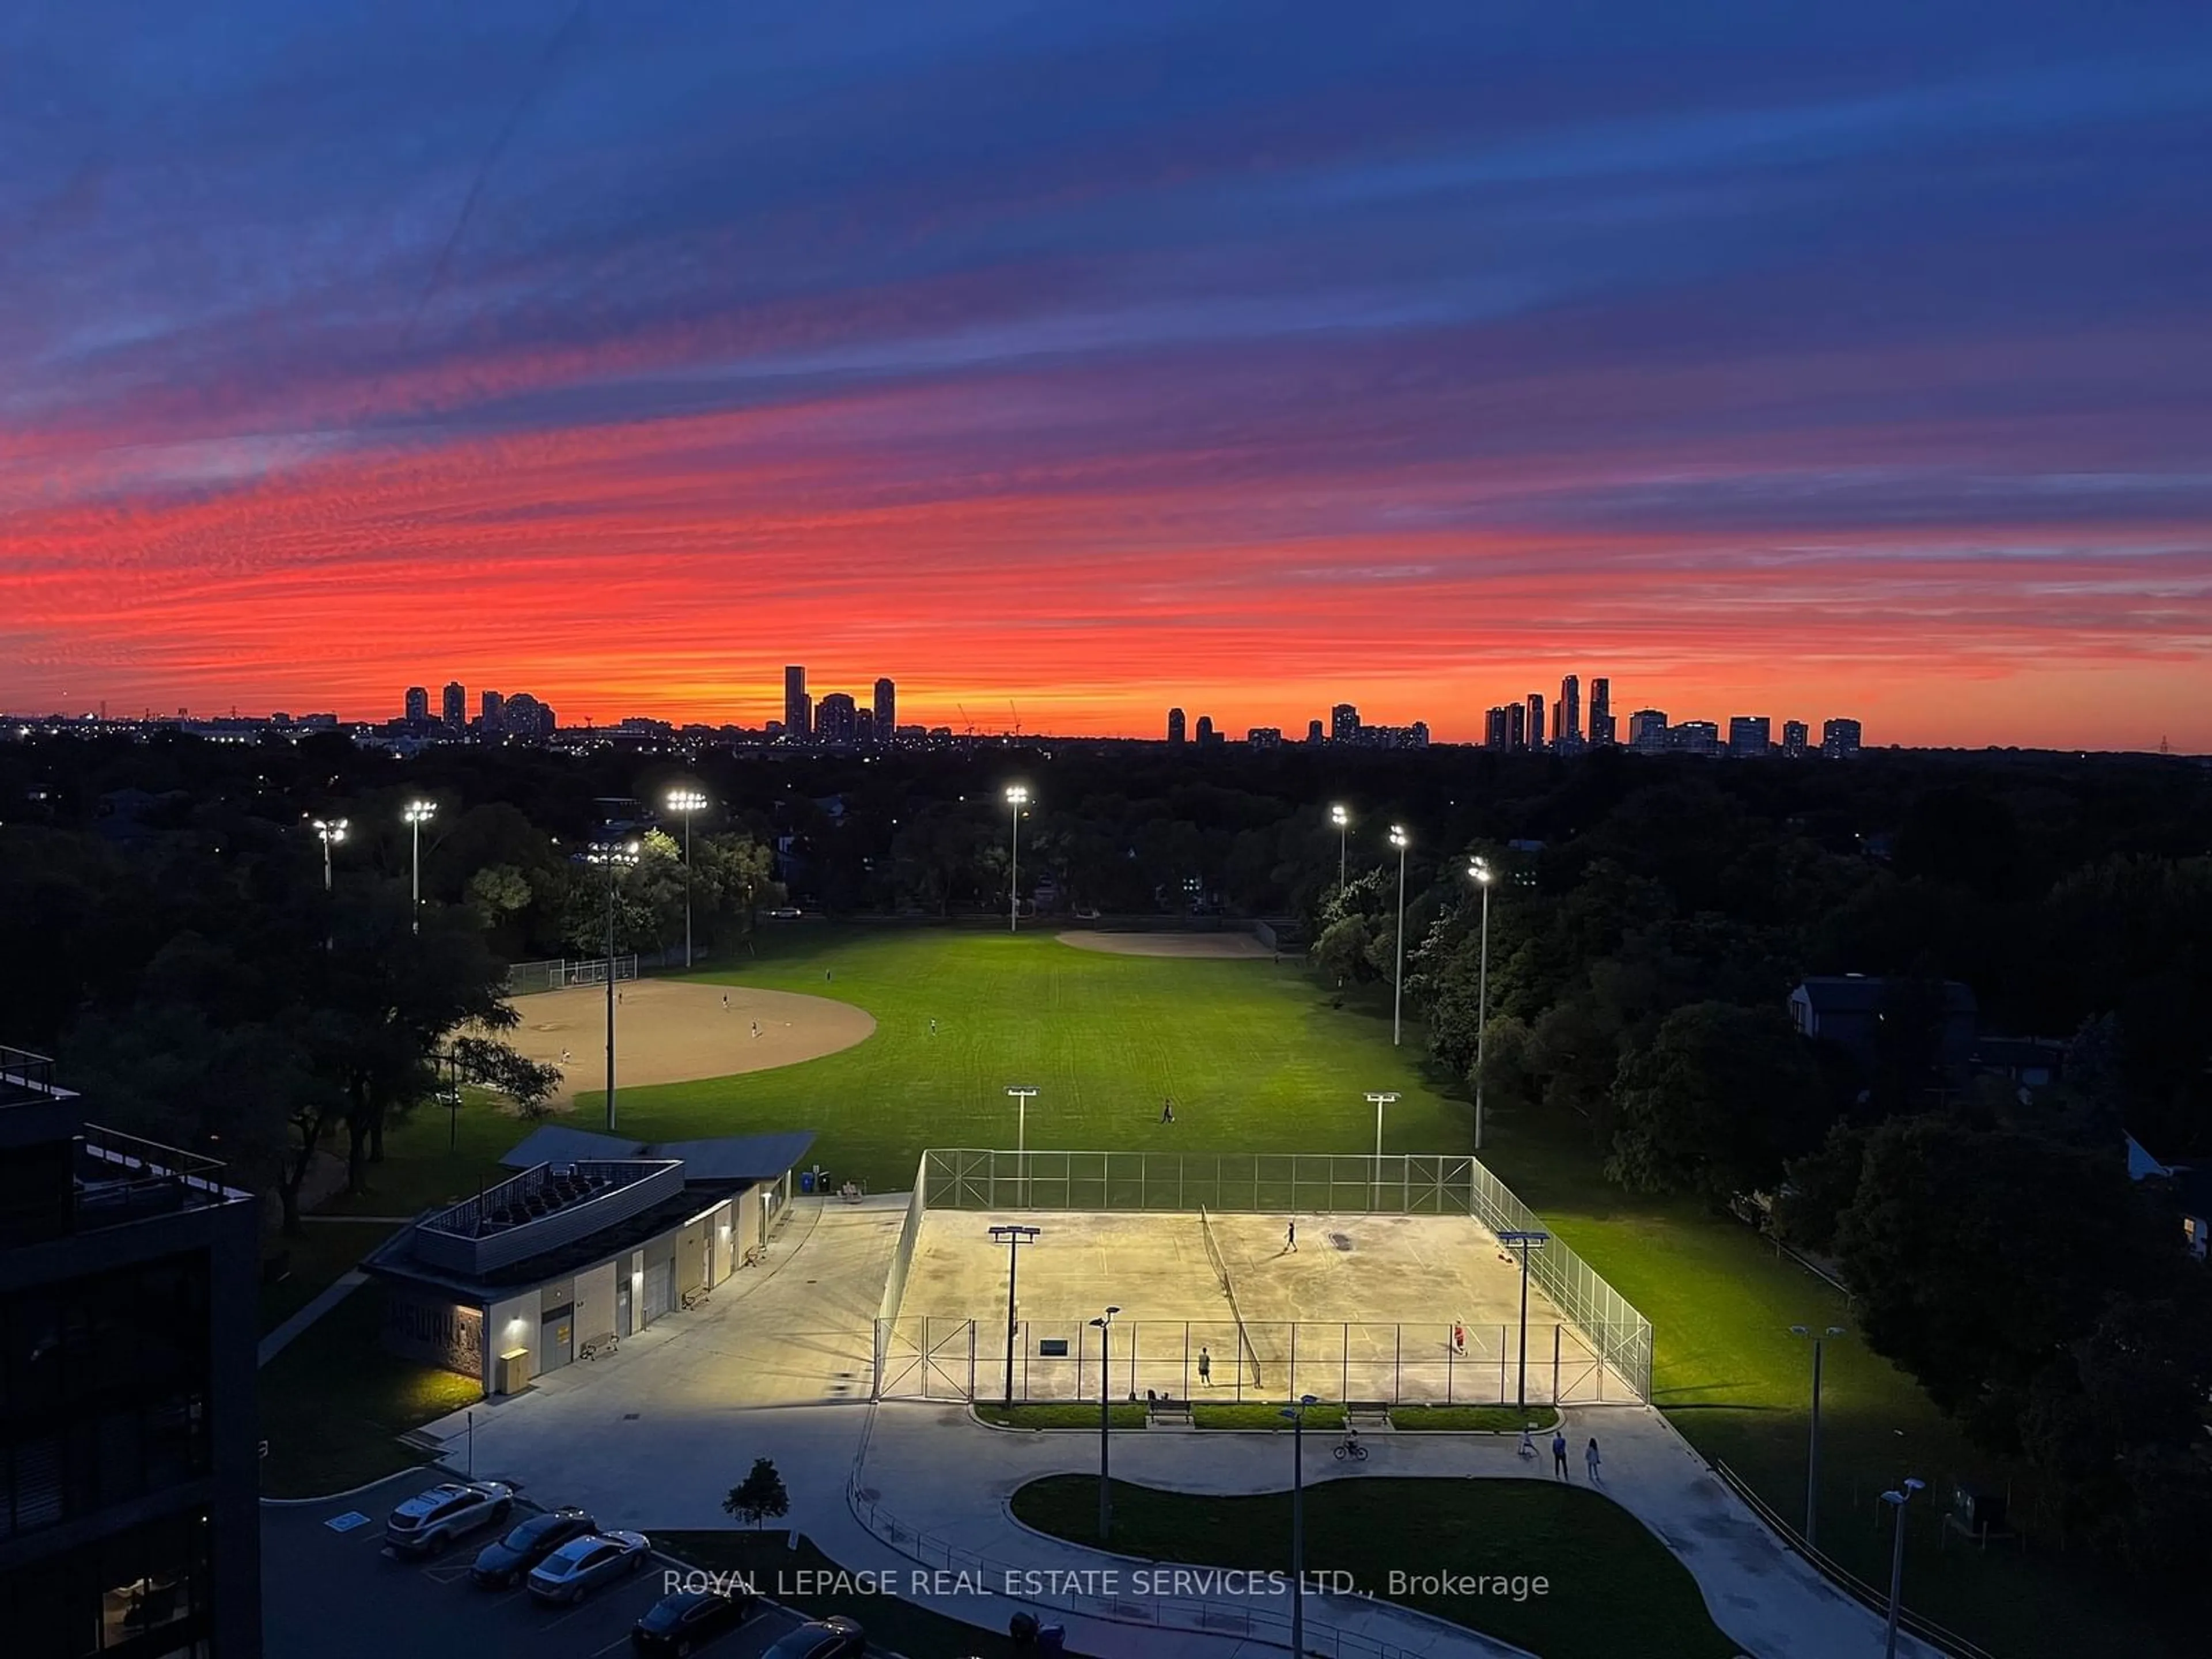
xmin=383 ymin=1480 xmax=515 ymax=1555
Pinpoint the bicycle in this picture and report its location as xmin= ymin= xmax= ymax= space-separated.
xmin=1332 ymin=1435 xmax=1369 ymax=1463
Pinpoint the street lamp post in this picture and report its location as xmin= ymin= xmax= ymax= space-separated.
xmin=1365 ymin=1092 xmax=1399 ymax=1208
xmin=1388 ymin=825 xmax=1410 ymax=1046
xmin=312 ymin=817 xmax=347 ymax=892
xmin=403 ymin=800 xmax=435 ymax=934
xmin=988 ymin=1225 xmax=1041 ymax=1406
xmin=1005 ymin=1086 xmax=1038 ymax=1205
xmin=1088 ymin=1306 xmax=1122 ymax=1540
xmin=666 ymin=789 xmax=708 ymax=969
xmin=1498 ymin=1229 xmax=1550 ymax=1408
xmin=1469 ymin=858 xmax=1493 ymax=1151
xmin=1005 ymin=786 xmax=1030 ymax=933
xmin=1881 ymin=1478 xmax=1926 ymax=1659
xmin=588 ymin=840 xmax=641 ymax=1131
xmin=1330 ymin=805 xmax=1350 ymax=896
xmin=1790 ymin=1324 xmax=1847 ymax=1548
xmin=1278 ymin=1392 xmax=1320 ymax=1658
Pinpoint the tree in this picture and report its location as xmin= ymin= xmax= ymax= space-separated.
xmin=1313 ymin=915 xmax=1374 ymax=985
xmin=1605 ymin=1002 xmax=1824 ymax=1206
xmin=1832 ymin=1116 xmax=2181 ymax=1441
xmin=722 ymin=1457 xmax=790 ymax=1530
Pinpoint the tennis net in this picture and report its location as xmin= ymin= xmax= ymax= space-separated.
xmin=1198 ymin=1205 xmax=1264 ymax=1388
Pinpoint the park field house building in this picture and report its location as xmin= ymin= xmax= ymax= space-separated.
xmin=365 ymin=1127 xmax=812 ymax=1393
xmin=0 ymin=1046 xmax=263 ymax=1659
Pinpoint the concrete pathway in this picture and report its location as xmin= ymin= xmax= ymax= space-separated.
xmin=257 ymin=1270 xmax=366 ymax=1367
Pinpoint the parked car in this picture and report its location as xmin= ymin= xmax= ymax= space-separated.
xmin=631 ymin=1585 xmax=756 ymax=1656
xmin=764 ymin=906 xmax=804 ymax=919
xmin=762 ymin=1616 xmax=865 ymax=1659
xmin=470 ymin=1507 xmax=597 ymax=1589
xmin=383 ymin=1480 xmax=514 ymax=1556
xmin=527 ymin=1531 xmax=652 ymax=1604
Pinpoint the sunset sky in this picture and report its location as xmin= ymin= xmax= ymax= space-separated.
xmin=5 ymin=1 xmax=2210 ymax=748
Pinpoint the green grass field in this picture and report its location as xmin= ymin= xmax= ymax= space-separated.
xmin=1012 ymin=1474 xmax=1739 ymax=1659
xmin=301 ymin=924 xmax=2181 ymax=1656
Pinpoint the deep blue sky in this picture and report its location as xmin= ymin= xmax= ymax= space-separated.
xmin=5 ymin=1 xmax=2209 ymax=743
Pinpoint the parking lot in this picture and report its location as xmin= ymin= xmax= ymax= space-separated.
xmin=263 ymin=1473 xmax=808 ymax=1659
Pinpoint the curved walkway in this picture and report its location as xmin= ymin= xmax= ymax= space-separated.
xmin=852 ymin=1402 xmax=1937 ymax=1659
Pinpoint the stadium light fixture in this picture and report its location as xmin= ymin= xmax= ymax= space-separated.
xmin=1329 ymin=804 xmax=1351 ymax=895
xmin=402 ymin=800 xmax=436 ymax=934
xmin=1278 ymin=1392 xmax=1322 ymax=1658
xmin=1468 ymin=857 xmax=1494 ymax=1150
xmin=1365 ymin=1091 xmax=1400 ymax=1206
xmin=1790 ymin=1325 xmax=1850 ymax=1549
xmin=1005 ymin=786 xmax=1031 ymax=934
xmin=1388 ymin=826 xmax=1410 ymax=1046
xmin=312 ymin=817 xmax=348 ymax=892
xmin=666 ymin=788 xmax=709 ymax=968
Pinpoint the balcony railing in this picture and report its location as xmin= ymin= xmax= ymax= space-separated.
xmin=0 ymin=1043 xmax=59 ymax=1104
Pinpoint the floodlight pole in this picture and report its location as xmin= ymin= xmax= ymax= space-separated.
xmin=1499 ymin=1229 xmax=1548 ymax=1409
xmin=1791 ymin=1325 xmax=1847 ymax=1548
xmin=404 ymin=801 xmax=435 ymax=935
xmin=667 ymin=791 xmax=707 ymax=969
xmin=1389 ymin=826 xmax=1410 ymax=1046
xmin=592 ymin=842 xmax=640 ymax=1131
xmin=1881 ymin=1478 xmax=1925 ymax=1659
xmin=1006 ymin=1086 xmax=1038 ymax=1206
xmin=1365 ymin=1092 xmax=1399 ymax=1207
xmin=990 ymin=1225 xmax=1041 ymax=1406
xmin=1279 ymin=1393 xmax=1319 ymax=1658
xmin=1005 ymin=786 xmax=1029 ymax=933
xmin=1330 ymin=805 xmax=1350 ymax=897
xmin=1470 ymin=859 xmax=1493 ymax=1152
xmin=1089 ymin=1306 xmax=1121 ymax=1540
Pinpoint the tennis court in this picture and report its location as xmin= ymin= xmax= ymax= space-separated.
xmin=891 ymin=1207 xmax=1627 ymax=1406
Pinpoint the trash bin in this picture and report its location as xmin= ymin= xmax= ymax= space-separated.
xmin=800 ymin=1171 xmax=815 ymax=1194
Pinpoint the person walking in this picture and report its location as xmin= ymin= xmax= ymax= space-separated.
xmin=825 ymin=968 xmax=833 ymax=983
xmin=559 ymin=1048 xmax=572 ymax=1066
xmin=1160 ymin=1097 xmax=1175 ymax=1124
xmin=1551 ymin=1431 xmax=1569 ymax=1479
xmin=929 ymin=1018 xmax=937 ymax=1036
xmin=1285 ymin=1218 xmax=1297 ymax=1253
xmin=1197 ymin=1346 xmax=1212 ymax=1387
xmin=751 ymin=1020 xmax=761 ymax=1039
xmin=1451 ymin=1321 xmax=1467 ymax=1356
xmin=1518 ymin=1423 xmax=1536 ymax=1461
xmin=722 ymin=992 xmax=730 ymax=1011
xmin=1585 ymin=1438 xmax=1602 ymax=1484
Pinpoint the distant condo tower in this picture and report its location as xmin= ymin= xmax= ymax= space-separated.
xmin=783 ymin=665 xmax=810 ymax=740
xmin=1166 ymin=707 xmax=1187 ymax=745
xmin=873 ymin=677 xmax=896 ymax=743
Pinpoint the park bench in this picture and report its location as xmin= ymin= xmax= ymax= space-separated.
xmin=580 ymin=1332 xmax=619 ymax=1361
xmin=1146 ymin=1392 xmax=1193 ymax=1426
xmin=681 ymin=1283 xmax=711 ymax=1311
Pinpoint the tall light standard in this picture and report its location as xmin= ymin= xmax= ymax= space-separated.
xmin=1278 ymin=1392 xmax=1320 ymax=1659
xmin=1365 ymin=1091 xmax=1400 ymax=1209
xmin=1005 ymin=786 xmax=1030 ymax=933
xmin=1088 ymin=1305 xmax=1122 ymax=1540
xmin=1329 ymin=804 xmax=1350 ymax=896
xmin=1005 ymin=1085 xmax=1038 ymax=1205
xmin=586 ymin=840 xmax=641 ymax=1131
xmin=1388 ymin=825 xmax=1410 ymax=1046
xmin=312 ymin=817 xmax=347 ymax=892
xmin=1498 ymin=1229 xmax=1550 ymax=1409
xmin=403 ymin=800 xmax=435 ymax=934
xmin=1790 ymin=1324 xmax=1847 ymax=1548
xmin=1468 ymin=857 xmax=1493 ymax=1151
xmin=1881 ymin=1478 xmax=1926 ymax=1659
xmin=666 ymin=789 xmax=708 ymax=968
xmin=988 ymin=1225 xmax=1041 ymax=1406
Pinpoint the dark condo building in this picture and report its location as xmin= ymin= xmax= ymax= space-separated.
xmin=0 ymin=1047 xmax=261 ymax=1659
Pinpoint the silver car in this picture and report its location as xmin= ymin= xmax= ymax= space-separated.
xmin=382 ymin=1480 xmax=515 ymax=1556
xmin=527 ymin=1530 xmax=652 ymax=1604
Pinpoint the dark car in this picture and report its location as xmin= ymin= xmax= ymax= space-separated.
xmin=471 ymin=1507 xmax=597 ymax=1589
xmin=761 ymin=1616 xmax=864 ymax=1659
xmin=630 ymin=1585 xmax=756 ymax=1656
